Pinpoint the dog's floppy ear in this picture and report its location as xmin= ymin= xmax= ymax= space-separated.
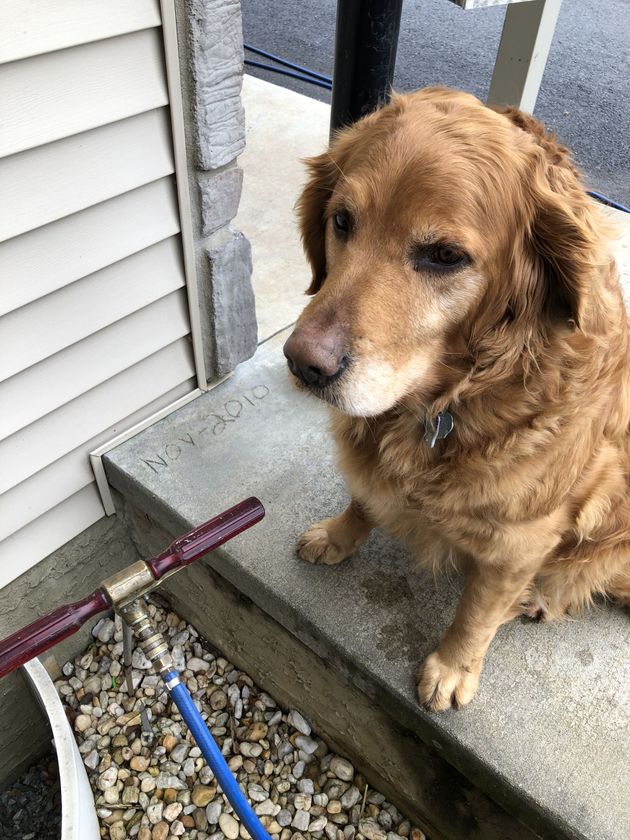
xmin=527 ymin=185 xmax=597 ymax=328
xmin=296 ymin=151 xmax=341 ymax=295
xmin=498 ymin=106 xmax=600 ymax=329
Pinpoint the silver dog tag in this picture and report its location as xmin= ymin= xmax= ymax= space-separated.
xmin=423 ymin=410 xmax=454 ymax=448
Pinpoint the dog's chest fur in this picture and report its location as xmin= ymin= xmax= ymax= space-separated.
xmin=330 ymin=398 xmax=630 ymax=566
xmin=330 ymin=408 xmax=485 ymax=553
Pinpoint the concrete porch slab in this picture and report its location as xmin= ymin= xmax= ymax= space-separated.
xmin=104 ymin=328 xmax=630 ymax=840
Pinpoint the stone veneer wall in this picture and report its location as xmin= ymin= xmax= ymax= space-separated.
xmin=175 ymin=0 xmax=258 ymax=379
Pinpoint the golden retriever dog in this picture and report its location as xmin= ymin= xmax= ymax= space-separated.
xmin=283 ymin=86 xmax=630 ymax=711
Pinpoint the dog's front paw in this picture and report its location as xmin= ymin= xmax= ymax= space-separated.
xmin=416 ymin=651 xmax=481 ymax=711
xmin=297 ymin=520 xmax=351 ymax=566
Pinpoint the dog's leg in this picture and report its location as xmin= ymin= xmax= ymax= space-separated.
xmin=298 ymin=500 xmax=372 ymax=565
xmin=417 ymin=561 xmax=537 ymax=711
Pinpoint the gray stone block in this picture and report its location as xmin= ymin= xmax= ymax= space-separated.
xmin=198 ymin=230 xmax=257 ymax=378
xmin=187 ymin=0 xmax=246 ymax=170
xmin=198 ymin=165 xmax=243 ymax=237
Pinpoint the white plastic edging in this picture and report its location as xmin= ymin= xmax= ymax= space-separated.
xmin=22 ymin=658 xmax=100 ymax=840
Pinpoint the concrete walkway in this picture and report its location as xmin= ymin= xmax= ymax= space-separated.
xmin=105 ymin=78 xmax=630 ymax=840
xmin=235 ymin=76 xmax=328 ymax=343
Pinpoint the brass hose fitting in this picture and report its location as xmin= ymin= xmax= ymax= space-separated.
xmin=102 ymin=561 xmax=156 ymax=610
xmin=119 ymin=599 xmax=175 ymax=679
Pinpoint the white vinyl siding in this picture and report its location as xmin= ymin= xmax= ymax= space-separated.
xmin=0 ymin=487 xmax=109 ymax=591
xmin=0 ymin=341 xmax=195 ymax=521
xmin=0 ymin=29 xmax=168 ymax=157
xmin=1 ymin=237 xmax=186 ymax=381
xmin=0 ymin=178 xmax=180 ymax=316
xmin=0 ymin=377 xmax=195 ymax=590
xmin=0 ymin=108 xmax=175 ymax=243
xmin=1 ymin=291 xmax=190 ymax=440
xmin=0 ymin=1 xmax=161 ymax=65
xmin=0 ymin=1 xmax=200 ymax=582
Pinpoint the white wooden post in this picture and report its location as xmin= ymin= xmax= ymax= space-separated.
xmin=487 ymin=0 xmax=563 ymax=113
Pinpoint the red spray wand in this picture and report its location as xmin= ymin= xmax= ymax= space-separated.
xmin=0 ymin=497 xmax=265 ymax=678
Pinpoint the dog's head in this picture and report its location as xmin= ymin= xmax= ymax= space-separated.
xmin=283 ymin=87 xmax=610 ymax=417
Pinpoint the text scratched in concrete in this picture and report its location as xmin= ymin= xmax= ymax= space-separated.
xmin=141 ymin=385 xmax=270 ymax=473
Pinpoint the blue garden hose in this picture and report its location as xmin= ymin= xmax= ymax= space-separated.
xmin=164 ymin=670 xmax=272 ymax=840
xmin=244 ymin=44 xmax=332 ymax=86
xmin=587 ymin=190 xmax=630 ymax=214
xmin=244 ymin=59 xmax=332 ymax=91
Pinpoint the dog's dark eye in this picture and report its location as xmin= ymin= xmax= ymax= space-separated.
xmin=333 ymin=211 xmax=350 ymax=235
xmin=410 ymin=242 xmax=468 ymax=273
xmin=430 ymin=245 xmax=466 ymax=266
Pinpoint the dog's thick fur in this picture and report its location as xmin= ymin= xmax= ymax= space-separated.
xmin=284 ymin=87 xmax=630 ymax=711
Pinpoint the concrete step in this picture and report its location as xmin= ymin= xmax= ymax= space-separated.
xmin=104 ymin=329 xmax=630 ymax=840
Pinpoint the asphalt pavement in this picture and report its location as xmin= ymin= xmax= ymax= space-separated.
xmin=242 ymin=0 xmax=630 ymax=206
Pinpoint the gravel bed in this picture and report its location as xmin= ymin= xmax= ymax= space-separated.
xmin=57 ymin=600 xmax=428 ymax=840
xmin=0 ymin=752 xmax=61 ymax=839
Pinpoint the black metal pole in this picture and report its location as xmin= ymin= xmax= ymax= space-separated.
xmin=330 ymin=0 xmax=404 ymax=134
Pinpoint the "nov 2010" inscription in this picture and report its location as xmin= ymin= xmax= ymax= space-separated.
xmin=141 ymin=384 xmax=270 ymax=474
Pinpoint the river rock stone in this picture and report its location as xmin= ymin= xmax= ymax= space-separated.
xmin=206 ymin=799 xmax=222 ymax=824
xmin=254 ymin=798 xmax=277 ymax=816
xmin=219 ymin=812 xmax=240 ymax=839
xmin=74 ymin=714 xmax=92 ymax=733
xmin=155 ymin=773 xmax=187 ymax=791
xmin=151 ymin=822 xmax=169 ymax=840
xmin=209 ymin=688 xmax=227 ymax=710
xmin=186 ymin=656 xmax=211 ymax=672
xmin=129 ymin=755 xmax=149 ymax=772
xmin=295 ymin=735 xmax=318 ymax=754
xmin=93 ymin=617 xmax=115 ymax=643
xmin=292 ymin=810 xmax=311 ymax=832
xmin=359 ymin=819 xmax=387 ymax=840
xmin=341 ymin=787 xmax=361 ymax=810
xmin=287 ymin=710 xmax=312 ymax=736
xmin=58 ymin=602 xmax=415 ymax=840
xmin=191 ymin=783 xmax=215 ymax=807
xmin=246 ymin=722 xmax=268 ymax=742
xmin=163 ymin=802 xmax=183 ymax=822
xmin=97 ymin=767 xmax=118 ymax=791
xmin=170 ymin=743 xmax=190 ymax=764
xmin=330 ymin=756 xmax=354 ymax=782
xmin=310 ymin=815 xmax=328 ymax=832
xmin=147 ymin=802 xmax=163 ymax=824
xmin=276 ymin=809 xmax=292 ymax=827
xmin=240 ymin=742 xmax=262 ymax=758
xmin=109 ymin=820 xmax=126 ymax=840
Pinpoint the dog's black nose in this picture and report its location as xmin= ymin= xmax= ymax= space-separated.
xmin=283 ymin=327 xmax=348 ymax=388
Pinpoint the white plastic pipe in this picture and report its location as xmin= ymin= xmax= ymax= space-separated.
xmin=22 ymin=657 xmax=100 ymax=840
